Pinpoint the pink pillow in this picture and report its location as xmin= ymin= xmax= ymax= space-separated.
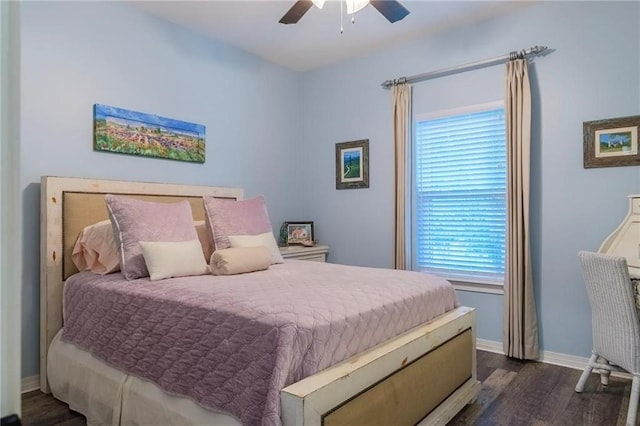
xmin=203 ymin=196 xmax=272 ymax=250
xmin=105 ymin=195 xmax=199 ymax=280
xmin=71 ymin=220 xmax=120 ymax=274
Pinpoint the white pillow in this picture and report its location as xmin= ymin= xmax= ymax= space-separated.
xmin=139 ymin=240 xmax=209 ymax=281
xmin=210 ymin=247 xmax=272 ymax=276
xmin=228 ymin=232 xmax=284 ymax=264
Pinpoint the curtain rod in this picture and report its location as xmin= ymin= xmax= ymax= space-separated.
xmin=381 ymin=45 xmax=549 ymax=89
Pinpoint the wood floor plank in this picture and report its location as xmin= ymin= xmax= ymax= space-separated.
xmin=475 ymin=350 xmax=526 ymax=381
xmin=21 ymin=390 xmax=84 ymax=426
xmin=528 ymin=363 xmax=580 ymax=424
xmin=559 ymin=375 xmax=628 ymax=426
xmin=477 ymin=361 xmax=565 ymax=424
xmin=616 ymin=382 xmax=632 ymax=426
xmin=448 ymin=368 xmax=517 ymax=425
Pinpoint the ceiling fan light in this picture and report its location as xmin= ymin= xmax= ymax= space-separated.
xmin=345 ymin=0 xmax=369 ymax=14
xmin=311 ymin=0 xmax=326 ymax=9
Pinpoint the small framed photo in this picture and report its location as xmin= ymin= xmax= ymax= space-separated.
xmin=583 ymin=115 xmax=640 ymax=168
xmin=285 ymin=221 xmax=314 ymax=245
xmin=336 ymin=139 xmax=369 ymax=189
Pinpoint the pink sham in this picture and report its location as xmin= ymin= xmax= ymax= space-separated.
xmin=71 ymin=220 xmax=120 ymax=274
xmin=203 ymin=196 xmax=273 ymax=251
xmin=105 ymin=195 xmax=199 ymax=280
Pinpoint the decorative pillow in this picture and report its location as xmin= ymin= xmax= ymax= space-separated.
xmin=203 ymin=196 xmax=273 ymax=251
xmin=105 ymin=195 xmax=199 ymax=280
xmin=71 ymin=220 xmax=120 ymax=274
xmin=140 ymin=240 xmax=209 ymax=281
xmin=228 ymin=232 xmax=284 ymax=264
xmin=210 ymin=247 xmax=272 ymax=276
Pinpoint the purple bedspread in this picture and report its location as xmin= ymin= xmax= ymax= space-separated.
xmin=62 ymin=260 xmax=458 ymax=425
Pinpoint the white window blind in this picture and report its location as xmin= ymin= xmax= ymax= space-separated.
xmin=414 ymin=104 xmax=506 ymax=285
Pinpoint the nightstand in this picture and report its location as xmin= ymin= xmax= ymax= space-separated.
xmin=279 ymin=245 xmax=329 ymax=262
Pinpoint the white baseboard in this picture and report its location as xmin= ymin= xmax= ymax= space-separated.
xmin=478 ymin=338 xmax=590 ymax=370
xmin=539 ymin=349 xmax=592 ymax=371
xmin=21 ymin=375 xmax=40 ymax=393
xmin=476 ymin=338 xmax=504 ymax=355
xmin=477 ymin=338 xmax=631 ymax=379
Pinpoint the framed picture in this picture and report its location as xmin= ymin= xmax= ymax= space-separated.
xmin=94 ymin=104 xmax=206 ymax=163
xmin=583 ymin=115 xmax=640 ymax=168
xmin=284 ymin=221 xmax=314 ymax=245
xmin=335 ymin=139 xmax=369 ymax=189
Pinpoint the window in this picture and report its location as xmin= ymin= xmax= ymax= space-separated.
xmin=413 ymin=103 xmax=506 ymax=286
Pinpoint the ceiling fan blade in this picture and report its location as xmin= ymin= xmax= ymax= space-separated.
xmin=370 ymin=1 xmax=410 ymax=23
xmin=279 ymin=0 xmax=313 ymax=24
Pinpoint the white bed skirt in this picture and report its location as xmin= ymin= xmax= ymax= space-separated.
xmin=47 ymin=330 xmax=242 ymax=426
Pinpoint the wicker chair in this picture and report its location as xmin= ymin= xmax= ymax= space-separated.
xmin=575 ymin=251 xmax=640 ymax=426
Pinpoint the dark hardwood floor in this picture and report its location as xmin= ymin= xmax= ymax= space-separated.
xmin=449 ymin=351 xmax=631 ymax=425
xmin=21 ymin=350 xmax=632 ymax=425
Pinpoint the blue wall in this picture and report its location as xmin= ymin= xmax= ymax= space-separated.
xmin=298 ymin=2 xmax=640 ymax=353
xmin=19 ymin=1 xmax=640 ymax=379
xmin=19 ymin=2 xmax=303 ymax=377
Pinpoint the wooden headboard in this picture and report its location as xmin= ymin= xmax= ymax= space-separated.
xmin=40 ymin=176 xmax=244 ymax=392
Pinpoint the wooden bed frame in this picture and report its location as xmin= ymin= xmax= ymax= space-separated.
xmin=40 ymin=176 xmax=480 ymax=425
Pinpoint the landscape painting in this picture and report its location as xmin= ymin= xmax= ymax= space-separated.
xmin=583 ymin=115 xmax=640 ymax=168
xmin=342 ymin=148 xmax=362 ymax=180
xmin=595 ymin=128 xmax=637 ymax=158
xmin=335 ymin=139 xmax=369 ymax=189
xmin=93 ymin=104 xmax=206 ymax=163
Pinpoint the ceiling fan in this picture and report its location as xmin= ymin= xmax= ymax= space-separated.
xmin=279 ymin=0 xmax=410 ymax=25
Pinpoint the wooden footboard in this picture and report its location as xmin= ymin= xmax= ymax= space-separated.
xmin=281 ymin=306 xmax=479 ymax=426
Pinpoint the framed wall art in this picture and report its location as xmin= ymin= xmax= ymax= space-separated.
xmin=94 ymin=104 xmax=206 ymax=163
xmin=583 ymin=115 xmax=640 ymax=168
xmin=335 ymin=139 xmax=369 ymax=189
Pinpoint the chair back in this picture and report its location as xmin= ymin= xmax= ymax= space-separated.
xmin=578 ymin=251 xmax=640 ymax=374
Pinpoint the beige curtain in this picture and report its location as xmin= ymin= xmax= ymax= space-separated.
xmin=503 ymin=59 xmax=539 ymax=360
xmin=392 ymin=83 xmax=411 ymax=270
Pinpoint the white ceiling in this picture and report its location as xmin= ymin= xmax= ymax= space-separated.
xmin=130 ymin=1 xmax=531 ymax=72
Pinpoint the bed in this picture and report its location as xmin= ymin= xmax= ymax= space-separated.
xmin=40 ymin=176 xmax=480 ymax=426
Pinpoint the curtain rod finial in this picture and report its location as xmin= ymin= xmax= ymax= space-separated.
xmin=381 ymin=77 xmax=408 ymax=89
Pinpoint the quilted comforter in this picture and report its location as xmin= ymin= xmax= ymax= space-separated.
xmin=62 ymin=260 xmax=458 ymax=425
